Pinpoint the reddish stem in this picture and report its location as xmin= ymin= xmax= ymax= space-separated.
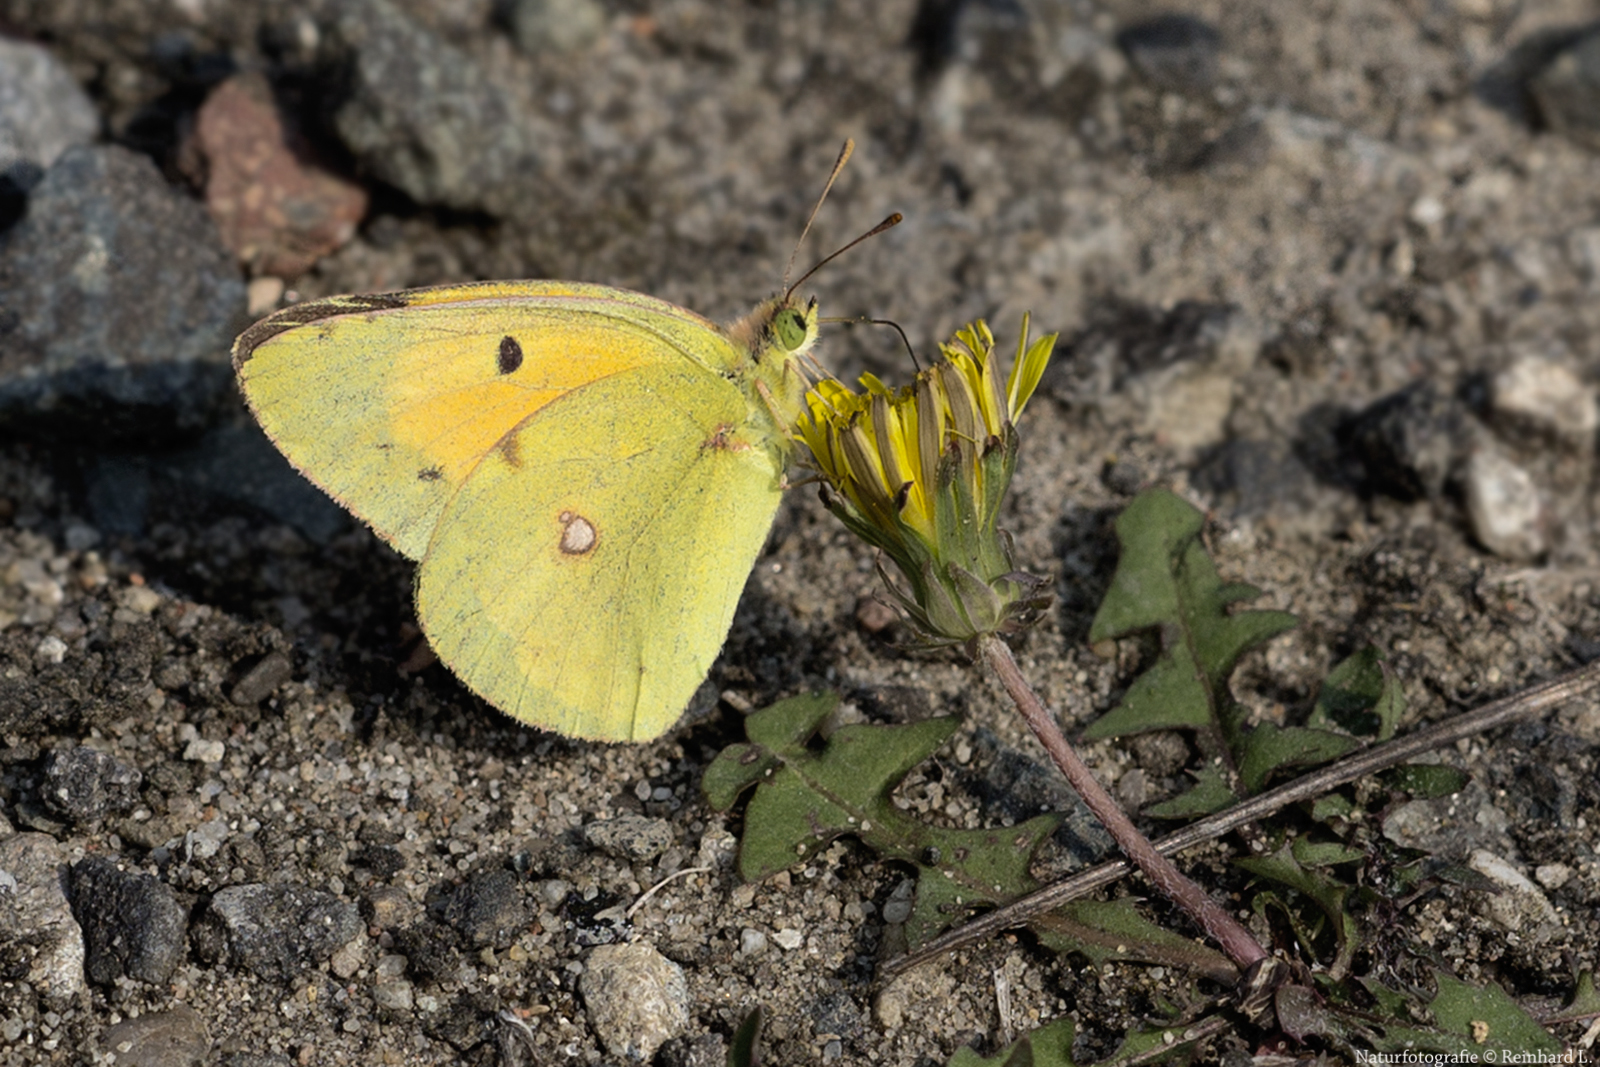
xmin=979 ymin=634 xmax=1269 ymax=972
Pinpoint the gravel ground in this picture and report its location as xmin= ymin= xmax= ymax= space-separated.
xmin=2 ymin=0 xmax=1600 ymax=1064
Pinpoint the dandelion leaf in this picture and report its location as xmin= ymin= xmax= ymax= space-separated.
xmin=704 ymin=691 xmax=1059 ymax=947
xmin=1309 ymin=645 xmax=1404 ymax=740
xmin=1034 ymin=898 xmax=1236 ymax=982
xmin=1426 ymin=970 xmax=1562 ymax=1054
xmin=1143 ymin=765 xmax=1234 ymax=819
xmin=1083 ymin=488 xmax=1296 ymax=803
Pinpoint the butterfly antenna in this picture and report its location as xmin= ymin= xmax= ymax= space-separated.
xmin=821 ymin=315 xmax=921 ymax=371
xmin=785 ymin=213 xmax=904 ymax=302
xmin=783 ymin=139 xmax=856 ymax=291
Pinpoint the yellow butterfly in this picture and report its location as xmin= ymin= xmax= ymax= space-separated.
xmin=234 ymin=144 xmax=890 ymax=742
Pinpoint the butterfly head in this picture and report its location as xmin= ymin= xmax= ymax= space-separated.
xmin=727 ymin=294 xmax=820 ymax=443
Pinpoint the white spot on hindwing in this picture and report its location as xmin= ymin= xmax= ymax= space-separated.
xmin=557 ymin=511 xmax=598 ymax=555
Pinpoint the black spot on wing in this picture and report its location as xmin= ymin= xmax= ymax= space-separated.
xmin=498 ymin=336 xmax=523 ymax=375
xmin=418 ymin=466 xmax=443 ymax=481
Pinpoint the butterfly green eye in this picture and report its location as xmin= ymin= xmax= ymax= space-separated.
xmin=773 ymin=308 xmax=809 ymax=352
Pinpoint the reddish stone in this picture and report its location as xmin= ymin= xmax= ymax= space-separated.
xmin=197 ymin=73 xmax=368 ymax=278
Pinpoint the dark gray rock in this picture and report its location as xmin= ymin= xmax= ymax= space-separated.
xmin=69 ymin=854 xmax=188 ymax=985
xmin=0 ymin=37 xmax=99 ymax=197
xmin=1117 ymin=14 xmax=1223 ymax=93
xmin=325 ymin=0 xmax=542 ymax=214
xmin=41 ymin=746 xmax=142 ymax=822
xmin=1343 ymin=381 xmax=1471 ymax=501
xmin=197 ymin=883 xmax=361 ymax=982
xmin=100 ymin=1005 xmax=210 ymax=1067
xmin=1530 ymin=28 xmax=1600 ymax=152
xmin=437 ymin=868 xmax=527 ymax=949
xmin=1100 ymin=458 xmax=1145 ymax=496
xmin=1192 ymin=437 xmax=1322 ymax=520
xmin=229 ymin=651 xmax=293 ymax=705
xmin=0 ymin=145 xmax=247 ymax=441
xmin=348 ymin=844 xmax=405 ymax=879
xmin=964 ymin=728 xmax=1113 ymax=870
xmin=391 ymin=918 xmax=461 ymax=980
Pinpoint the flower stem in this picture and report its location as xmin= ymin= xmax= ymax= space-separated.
xmin=978 ymin=633 xmax=1269 ymax=972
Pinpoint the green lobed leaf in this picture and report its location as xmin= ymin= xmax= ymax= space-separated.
xmin=1083 ymin=490 xmax=1297 ymax=778
xmin=704 ymin=692 xmax=1063 ymax=949
xmin=1142 ymin=765 xmax=1235 ymax=820
xmin=1356 ymin=976 xmax=1414 ymax=1019
xmin=1308 ymin=793 xmax=1355 ymax=822
xmin=702 ymin=692 xmax=838 ymax=811
xmin=1291 ymin=837 xmax=1366 ymax=868
xmin=906 ymin=814 xmax=1061 ymax=947
xmin=1322 ymin=971 xmax=1563 ymax=1056
xmin=1033 ymin=898 xmax=1237 ymax=983
xmin=1236 ymin=842 xmax=1359 ymax=978
xmin=1427 ymin=970 xmax=1561 ymax=1054
xmin=1309 ymin=645 xmax=1405 ymax=740
xmin=1381 ymin=763 xmax=1470 ymax=799
xmin=1237 ymin=724 xmax=1359 ymax=793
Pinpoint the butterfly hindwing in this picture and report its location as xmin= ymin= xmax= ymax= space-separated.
xmin=414 ymin=359 xmax=785 ymax=741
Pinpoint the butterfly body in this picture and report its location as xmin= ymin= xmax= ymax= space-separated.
xmin=234 ymin=280 xmax=817 ymax=741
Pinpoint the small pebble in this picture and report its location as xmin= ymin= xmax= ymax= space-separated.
xmin=1467 ymin=850 xmax=1561 ymax=941
xmin=373 ymin=979 xmax=415 ymax=1012
xmin=1535 ymin=863 xmax=1573 ymax=890
xmin=330 ymin=934 xmax=367 ymax=979
xmin=0 ymin=37 xmax=99 ymax=192
xmin=1530 ymin=29 xmax=1600 ymax=152
xmin=584 ymin=814 xmax=674 ymax=863
xmin=533 ymin=878 xmax=572 ymax=908
xmin=364 ymin=885 xmax=417 ymax=929
xmin=376 ymin=953 xmax=408 ymax=978
xmin=0 ymin=145 xmax=246 ymax=438
xmin=1463 ymin=446 xmax=1548 ymax=561
xmin=196 ymin=72 xmax=368 ymax=277
xmin=0 ymin=834 xmax=86 ymax=1004
xmin=230 ymin=651 xmax=294 ymax=706
xmin=1491 ymin=356 xmax=1598 ymax=446
xmin=42 ymin=746 xmax=142 ymax=822
xmin=324 ymin=0 xmax=542 ymax=214
xmin=118 ymin=585 xmax=164 ymax=615
xmin=1345 ymin=381 xmax=1467 ymax=501
xmin=580 ymin=942 xmax=690 ymax=1062
xmin=509 ymin=0 xmax=607 ymax=55
xmin=101 ymin=1005 xmax=210 ymax=1067
xmin=183 ymin=737 xmax=227 ymax=764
